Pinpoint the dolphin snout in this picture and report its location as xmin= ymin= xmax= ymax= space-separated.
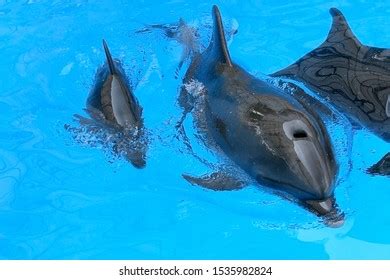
xmin=305 ymin=197 xmax=344 ymax=227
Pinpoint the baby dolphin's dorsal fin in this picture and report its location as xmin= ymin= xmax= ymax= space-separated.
xmin=210 ymin=5 xmax=233 ymax=67
xmin=102 ymin=39 xmax=117 ymax=75
xmin=327 ymin=8 xmax=362 ymax=47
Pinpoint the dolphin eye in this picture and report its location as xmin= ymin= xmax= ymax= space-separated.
xmin=293 ymin=129 xmax=308 ymax=139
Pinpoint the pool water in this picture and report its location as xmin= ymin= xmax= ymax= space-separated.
xmin=1 ymin=0 xmax=390 ymax=259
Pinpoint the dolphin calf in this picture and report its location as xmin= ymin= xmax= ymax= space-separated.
xmin=85 ymin=40 xmax=147 ymax=168
xmin=271 ymin=8 xmax=390 ymax=176
xmin=178 ymin=6 xmax=340 ymax=223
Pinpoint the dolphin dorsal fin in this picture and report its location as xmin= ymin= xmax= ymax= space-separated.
xmin=327 ymin=8 xmax=362 ymax=47
xmin=102 ymin=39 xmax=117 ymax=75
xmin=210 ymin=5 xmax=233 ymax=67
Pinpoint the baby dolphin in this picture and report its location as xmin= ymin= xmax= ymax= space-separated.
xmin=86 ymin=40 xmax=146 ymax=168
xmin=179 ymin=6 xmax=340 ymax=223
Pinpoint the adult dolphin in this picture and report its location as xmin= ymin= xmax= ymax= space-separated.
xmin=179 ymin=6 xmax=341 ymax=224
xmin=84 ymin=40 xmax=147 ymax=168
xmin=271 ymin=8 xmax=390 ymax=176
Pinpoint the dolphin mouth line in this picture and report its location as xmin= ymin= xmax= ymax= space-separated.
xmin=305 ymin=198 xmax=333 ymax=213
xmin=258 ymin=175 xmax=328 ymax=200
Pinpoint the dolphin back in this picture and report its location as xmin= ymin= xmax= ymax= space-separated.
xmin=88 ymin=40 xmax=142 ymax=128
xmin=84 ymin=40 xmax=147 ymax=168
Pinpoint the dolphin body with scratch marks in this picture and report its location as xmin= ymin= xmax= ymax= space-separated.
xmin=271 ymin=8 xmax=390 ymax=176
xmin=179 ymin=6 xmax=341 ymax=224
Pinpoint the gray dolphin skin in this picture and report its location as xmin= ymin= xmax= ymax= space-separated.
xmin=271 ymin=8 xmax=390 ymax=176
xmin=180 ymin=6 xmax=341 ymax=223
xmin=86 ymin=40 xmax=146 ymax=168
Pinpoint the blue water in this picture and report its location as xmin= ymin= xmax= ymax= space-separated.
xmin=1 ymin=0 xmax=390 ymax=259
